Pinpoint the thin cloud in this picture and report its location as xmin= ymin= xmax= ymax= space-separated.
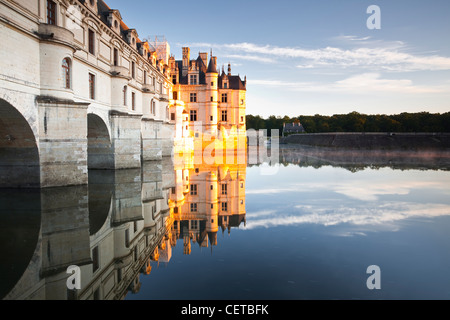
xmin=223 ymin=54 xmax=275 ymax=64
xmin=187 ymin=41 xmax=450 ymax=72
xmin=250 ymin=73 xmax=447 ymax=94
xmin=243 ymin=202 xmax=450 ymax=230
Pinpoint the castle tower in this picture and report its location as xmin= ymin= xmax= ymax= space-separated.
xmin=205 ymin=53 xmax=219 ymax=137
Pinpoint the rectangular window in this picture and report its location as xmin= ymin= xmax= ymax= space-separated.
xmin=131 ymin=92 xmax=136 ymax=110
xmin=190 ymin=110 xmax=197 ymax=122
xmin=92 ymin=246 xmax=99 ymax=272
xmin=113 ymin=48 xmax=119 ymax=66
xmin=221 ymin=202 xmax=228 ymax=212
xmin=173 ymin=91 xmax=178 ymax=100
xmin=171 ymin=187 xmax=176 ymax=194
xmin=144 ymin=70 xmax=147 ymax=84
xmin=191 ymin=220 xmax=198 ymax=229
xmin=221 ymin=110 xmax=227 ymax=122
xmin=211 ymin=96 xmax=214 ymax=102
xmin=171 ymin=113 xmax=175 ymax=121
xmin=190 ymin=75 xmax=197 ymax=85
xmin=190 ymin=184 xmax=198 ymax=196
xmin=131 ymin=61 xmax=136 ymax=79
xmin=190 ymin=203 xmax=197 ymax=213
xmin=47 ymin=0 xmax=57 ymax=25
xmin=241 ymin=116 xmax=244 ymax=122
xmin=62 ymin=58 xmax=71 ymax=89
xmin=172 ymin=75 xmax=177 ymax=85
xmin=89 ymin=73 xmax=95 ymax=100
xmin=190 ymin=93 xmax=197 ymax=103
xmin=224 ymin=82 xmax=228 ymax=89
xmin=221 ymin=183 xmax=227 ymax=195
xmin=88 ymin=29 xmax=95 ymax=55
xmin=221 ymin=93 xmax=228 ymax=103
xmin=125 ymin=229 xmax=130 ymax=248
xmin=94 ymin=288 xmax=100 ymax=300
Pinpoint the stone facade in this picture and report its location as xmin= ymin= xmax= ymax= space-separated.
xmin=0 ymin=0 xmax=247 ymax=188
xmin=169 ymin=48 xmax=247 ymax=153
xmin=0 ymin=0 xmax=173 ymax=188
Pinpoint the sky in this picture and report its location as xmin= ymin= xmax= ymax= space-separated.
xmin=106 ymin=0 xmax=450 ymax=117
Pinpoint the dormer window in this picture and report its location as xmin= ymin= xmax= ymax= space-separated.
xmin=86 ymin=0 xmax=98 ymax=14
xmin=189 ymin=75 xmax=197 ymax=85
xmin=224 ymin=82 xmax=228 ymax=89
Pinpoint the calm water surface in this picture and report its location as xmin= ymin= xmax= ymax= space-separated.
xmin=2 ymin=148 xmax=450 ymax=300
xmin=131 ymin=164 xmax=450 ymax=300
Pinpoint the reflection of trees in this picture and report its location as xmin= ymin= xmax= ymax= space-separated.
xmin=249 ymin=145 xmax=450 ymax=173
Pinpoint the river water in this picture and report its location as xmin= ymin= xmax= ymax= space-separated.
xmin=2 ymin=146 xmax=450 ymax=300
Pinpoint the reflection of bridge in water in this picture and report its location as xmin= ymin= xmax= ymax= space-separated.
xmin=1 ymin=147 xmax=247 ymax=300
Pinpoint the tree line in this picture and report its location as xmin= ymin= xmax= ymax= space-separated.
xmin=246 ymin=111 xmax=450 ymax=134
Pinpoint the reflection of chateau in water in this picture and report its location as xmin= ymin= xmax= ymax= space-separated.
xmin=3 ymin=159 xmax=175 ymax=300
xmin=2 ymin=148 xmax=247 ymax=300
xmin=169 ymin=155 xmax=247 ymax=255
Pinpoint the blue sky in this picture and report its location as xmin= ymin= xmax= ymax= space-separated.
xmin=106 ymin=0 xmax=450 ymax=117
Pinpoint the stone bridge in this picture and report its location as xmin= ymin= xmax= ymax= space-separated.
xmin=0 ymin=93 xmax=174 ymax=188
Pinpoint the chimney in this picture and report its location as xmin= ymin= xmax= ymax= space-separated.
xmin=182 ymin=47 xmax=190 ymax=77
xmin=228 ymin=63 xmax=231 ymax=76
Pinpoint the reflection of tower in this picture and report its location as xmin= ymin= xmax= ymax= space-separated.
xmin=205 ymin=54 xmax=219 ymax=137
xmin=206 ymin=171 xmax=219 ymax=234
xmin=171 ymin=146 xmax=247 ymax=255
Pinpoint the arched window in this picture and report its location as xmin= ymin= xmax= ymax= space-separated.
xmin=62 ymin=58 xmax=71 ymax=89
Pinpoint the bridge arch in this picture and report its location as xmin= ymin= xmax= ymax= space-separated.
xmin=0 ymin=98 xmax=40 ymax=188
xmin=87 ymin=113 xmax=114 ymax=170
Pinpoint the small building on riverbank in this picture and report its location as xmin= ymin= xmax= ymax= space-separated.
xmin=283 ymin=122 xmax=305 ymax=136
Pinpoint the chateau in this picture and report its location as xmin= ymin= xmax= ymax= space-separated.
xmin=0 ymin=0 xmax=247 ymax=188
xmin=0 ymin=0 xmax=247 ymax=300
xmin=169 ymin=48 xmax=247 ymax=151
